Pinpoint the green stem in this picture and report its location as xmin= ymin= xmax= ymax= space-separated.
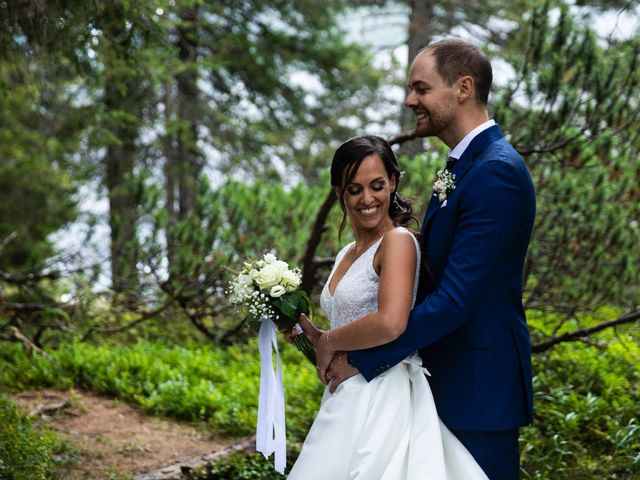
xmin=292 ymin=333 xmax=316 ymax=365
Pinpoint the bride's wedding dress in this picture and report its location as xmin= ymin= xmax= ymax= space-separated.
xmin=288 ymin=230 xmax=488 ymax=479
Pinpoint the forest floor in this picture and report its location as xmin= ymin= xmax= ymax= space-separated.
xmin=13 ymin=388 xmax=241 ymax=480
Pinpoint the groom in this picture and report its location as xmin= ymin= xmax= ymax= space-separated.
xmin=330 ymin=39 xmax=536 ymax=479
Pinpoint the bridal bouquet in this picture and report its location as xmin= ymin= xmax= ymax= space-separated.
xmin=228 ymin=253 xmax=315 ymax=473
xmin=228 ymin=252 xmax=314 ymax=358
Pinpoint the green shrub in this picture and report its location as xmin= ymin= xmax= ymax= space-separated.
xmin=0 ymin=395 xmax=57 ymax=480
xmin=2 ymin=312 xmax=638 ymax=479
xmin=185 ymin=452 xmax=287 ymax=480
xmin=1 ymin=339 xmax=323 ymax=441
xmin=521 ymin=311 xmax=640 ymax=479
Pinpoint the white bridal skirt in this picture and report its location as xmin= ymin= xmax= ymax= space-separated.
xmin=287 ymin=355 xmax=488 ymax=480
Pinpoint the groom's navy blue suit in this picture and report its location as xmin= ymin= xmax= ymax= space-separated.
xmin=350 ymin=125 xmax=536 ymax=479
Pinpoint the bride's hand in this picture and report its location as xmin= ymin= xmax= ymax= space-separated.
xmin=279 ymin=313 xmax=320 ymax=344
xmin=296 ymin=313 xmax=322 ymax=345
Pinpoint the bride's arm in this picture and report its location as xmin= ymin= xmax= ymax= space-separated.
xmin=312 ymin=228 xmax=417 ymax=376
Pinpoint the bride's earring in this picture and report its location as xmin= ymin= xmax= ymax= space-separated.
xmin=392 ymin=192 xmax=405 ymax=212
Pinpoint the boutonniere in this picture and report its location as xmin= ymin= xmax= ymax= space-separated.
xmin=433 ymin=169 xmax=456 ymax=202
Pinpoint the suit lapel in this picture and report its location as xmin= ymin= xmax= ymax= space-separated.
xmin=421 ymin=124 xmax=505 ymax=241
xmin=420 ymin=194 xmax=440 ymax=240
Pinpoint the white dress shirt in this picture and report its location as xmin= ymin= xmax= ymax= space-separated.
xmin=448 ymin=119 xmax=496 ymax=160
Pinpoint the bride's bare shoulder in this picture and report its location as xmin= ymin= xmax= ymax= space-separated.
xmin=379 ymin=227 xmax=417 ymax=256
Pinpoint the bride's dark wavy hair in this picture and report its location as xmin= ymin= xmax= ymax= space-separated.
xmin=330 ymin=135 xmax=416 ymax=239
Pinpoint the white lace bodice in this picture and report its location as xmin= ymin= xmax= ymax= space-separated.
xmin=320 ymin=228 xmax=421 ymax=329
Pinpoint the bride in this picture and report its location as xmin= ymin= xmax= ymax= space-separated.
xmin=286 ymin=135 xmax=488 ymax=479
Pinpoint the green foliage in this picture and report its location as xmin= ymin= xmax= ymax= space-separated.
xmin=0 ymin=395 xmax=58 ymax=480
xmin=186 ymin=453 xmax=286 ymax=480
xmin=1 ymin=339 xmax=323 ymax=441
xmin=3 ymin=312 xmax=639 ymax=479
xmin=0 ymin=58 xmax=78 ymax=270
xmin=522 ymin=312 xmax=640 ymax=478
xmin=494 ymin=2 xmax=640 ymax=313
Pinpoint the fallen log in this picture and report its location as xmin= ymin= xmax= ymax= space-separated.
xmin=133 ymin=435 xmax=256 ymax=480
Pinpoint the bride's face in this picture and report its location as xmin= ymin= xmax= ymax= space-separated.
xmin=340 ymin=154 xmax=395 ymax=234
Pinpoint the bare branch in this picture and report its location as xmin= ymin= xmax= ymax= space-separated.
xmin=300 ymin=190 xmax=337 ymax=293
xmin=0 ymin=232 xmax=18 ymax=254
xmin=0 ymin=301 xmax=60 ymax=312
xmin=0 ymin=326 xmax=52 ymax=360
xmin=28 ymin=396 xmax=70 ymax=417
xmin=81 ymin=294 xmax=177 ymax=341
xmin=532 ymin=308 xmax=640 ymax=353
xmin=388 ymin=129 xmax=417 ymax=146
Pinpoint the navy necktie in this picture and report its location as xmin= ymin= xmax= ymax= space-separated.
xmin=445 ymin=156 xmax=457 ymax=172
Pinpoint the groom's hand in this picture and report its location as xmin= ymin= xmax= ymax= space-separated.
xmin=326 ymin=352 xmax=359 ymax=394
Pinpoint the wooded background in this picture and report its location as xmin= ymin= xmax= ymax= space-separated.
xmin=0 ymin=1 xmax=639 ymax=478
xmin=1 ymin=0 xmax=637 ymax=352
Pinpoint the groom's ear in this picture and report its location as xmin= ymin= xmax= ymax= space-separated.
xmin=457 ymin=75 xmax=474 ymax=103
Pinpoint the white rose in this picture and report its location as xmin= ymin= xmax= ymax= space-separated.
xmin=263 ymin=253 xmax=277 ymax=264
xmin=255 ymin=263 xmax=282 ymax=289
xmin=237 ymin=273 xmax=252 ymax=286
xmin=249 ymin=268 xmax=260 ymax=280
xmin=281 ymin=269 xmax=301 ymax=291
xmin=270 ymin=285 xmax=286 ymax=298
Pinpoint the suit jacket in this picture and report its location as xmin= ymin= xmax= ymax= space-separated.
xmin=349 ymin=124 xmax=536 ymax=431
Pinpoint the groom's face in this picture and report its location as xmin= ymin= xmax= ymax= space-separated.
xmin=405 ymin=51 xmax=459 ymax=139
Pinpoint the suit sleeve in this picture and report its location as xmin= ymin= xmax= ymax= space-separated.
xmin=349 ymin=159 xmax=533 ymax=381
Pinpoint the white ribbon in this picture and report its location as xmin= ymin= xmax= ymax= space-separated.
xmin=256 ymin=317 xmax=287 ymax=474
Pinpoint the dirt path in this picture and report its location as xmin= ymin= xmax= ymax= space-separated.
xmin=13 ymin=389 xmax=239 ymax=480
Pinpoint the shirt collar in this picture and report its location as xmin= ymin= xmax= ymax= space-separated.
xmin=449 ymin=119 xmax=496 ymax=160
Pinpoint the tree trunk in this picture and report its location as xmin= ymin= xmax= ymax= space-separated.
xmin=397 ymin=0 xmax=434 ymax=159
xmin=103 ymin=17 xmax=141 ymax=296
xmin=164 ymin=5 xmax=202 ymax=280
xmin=176 ymin=5 xmax=202 ymax=219
xmin=105 ymin=130 xmax=139 ymax=294
xmin=163 ymin=80 xmax=179 ymax=271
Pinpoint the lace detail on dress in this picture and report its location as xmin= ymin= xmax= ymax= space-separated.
xmin=320 ymin=227 xmax=420 ymax=329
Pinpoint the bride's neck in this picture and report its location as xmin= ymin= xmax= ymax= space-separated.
xmin=352 ymin=220 xmax=395 ymax=251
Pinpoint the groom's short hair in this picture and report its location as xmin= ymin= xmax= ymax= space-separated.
xmin=419 ymin=39 xmax=493 ymax=105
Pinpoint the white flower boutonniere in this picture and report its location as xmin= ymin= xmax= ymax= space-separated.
xmin=433 ymin=169 xmax=456 ymax=202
